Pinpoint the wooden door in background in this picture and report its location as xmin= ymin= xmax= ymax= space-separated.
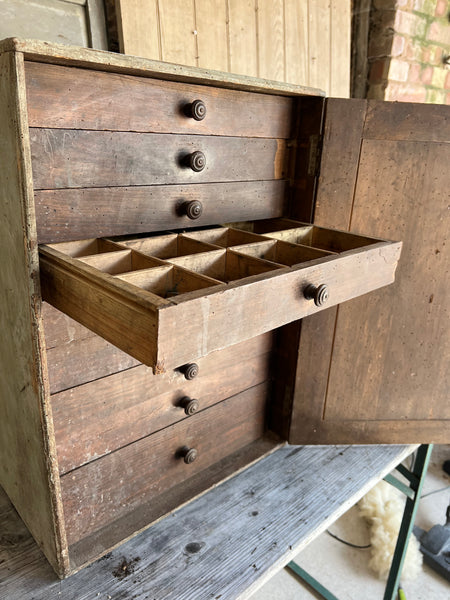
xmin=115 ymin=0 xmax=350 ymax=97
xmin=0 ymin=0 xmax=107 ymax=49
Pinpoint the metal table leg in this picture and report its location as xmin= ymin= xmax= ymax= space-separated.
xmin=286 ymin=445 xmax=433 ymax=600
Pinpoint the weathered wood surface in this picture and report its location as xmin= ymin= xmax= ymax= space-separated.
xmin=0 ymin=49 xmax=68 ymax=576
xmin=114 ymin=0 xmax=351 ymax=97
xmin=25 ymin=60 xmax=295 ymax=138
xmin=41 ymin=231 xmax=401 ymax=370
xmin=52 ymin=335 xmax=273 ymax=471
xmin=158 ymin=241 xmax=401 ymax=369
xmin=34 ymin=180 xmax=287 ymax=244
xmin=0 ymin=445 xmax=415 ymax=598
xmin=0 ymin=37 xmax=323 ymax=97
xmin=30 ymin=129 xmax=288 ymax=189
xmin=290 ymin=100 xmax=450 ymax=444
xmin=60 ymin=383 xmax=269 ymax=545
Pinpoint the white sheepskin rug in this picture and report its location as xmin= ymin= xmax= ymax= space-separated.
xmin=358 ymin=479 xmax=422 ymax=580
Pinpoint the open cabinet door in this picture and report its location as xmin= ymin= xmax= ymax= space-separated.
xmin=287 ymin=98 xmax=449 ymax=444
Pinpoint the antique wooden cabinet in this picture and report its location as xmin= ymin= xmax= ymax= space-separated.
xmin=0 ymin=39 xmax=448 ymax=579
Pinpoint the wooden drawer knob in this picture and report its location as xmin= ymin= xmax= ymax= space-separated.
xmin=180 ymin=446 xmax=198 ymax=464
xmin=181 ymin=362 xmax=199 ymax=380
xmin=188 ymin=151 xmax=206 ymax=172
xmin=304 ymin=283 xmax=329 ymax=307
xmin=184 ymin=200 xmax=203 ymax=220
xmin=187 ymin=99 xmax=206 ymax=121
xmin=180 ymin=396 xmax=199 ymax=415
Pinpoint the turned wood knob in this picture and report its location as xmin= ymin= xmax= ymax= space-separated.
xmin=304 ymin=283 xmax=329 ymax=307
xmin=181 ymin=363 xmax=199 ymax=380
xmin=188 ymin=151 xmax=206 ymax=172
xmin=180 ymin=446 xmax=198 ymax=464
xmin=180 ymin=396 xmax=199 ymax=415
xmin=184 ymin=200 xmax=203 ymax=220
xmin=187 ymin=99 xmax=206 ymax=121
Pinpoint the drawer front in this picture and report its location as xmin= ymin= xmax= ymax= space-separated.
xmin=25 ymin=61 xmax=295 ymax=139
xmin=30 ymin=129 xmax=287 ymax=189
xmin=52 ymin=334 xmax=273 ymax=473
xmin=40 ymin=220 xmax=402 ymax=372
xmin=60 ymin=383 xmax=269 ymax=546
xmin=35 ymin=180 xmax=287 ymax=244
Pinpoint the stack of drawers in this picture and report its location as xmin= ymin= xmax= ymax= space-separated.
xmin=0 ymin=39 xmax=401 ymax=577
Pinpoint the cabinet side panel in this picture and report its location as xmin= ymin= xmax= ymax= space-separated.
xmin=0 ymin=51 xmax=68 ymax=576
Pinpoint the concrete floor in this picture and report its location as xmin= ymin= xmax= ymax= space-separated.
xmin=251 ymin=446 xmax=450 ymax=600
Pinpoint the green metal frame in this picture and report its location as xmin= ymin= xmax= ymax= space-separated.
xmin=286 ymin=445 xmax=433 ymax=600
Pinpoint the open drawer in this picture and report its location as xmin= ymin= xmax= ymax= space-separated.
xmin=39 ymin=219 xmax=402 ymax=373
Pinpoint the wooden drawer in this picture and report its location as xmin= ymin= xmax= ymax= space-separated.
xmin=25 ymin=61 xmax=295 ymax=139
xmin=40 ymin=219 xmax=402 ymax=372
xmin=52 ymin=334 xmax=273 ymax=473
xmin=60 ymin=382 xmax=269 ymax=546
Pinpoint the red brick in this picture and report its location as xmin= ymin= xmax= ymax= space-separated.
xmin=392 ymin=34 xmax=406 ymax=56
xmin=385 ymin=82 xmax=427 ymax=102
xmin=421 ymin=65 xmax=433 ymax=84
xmin=446 ymin=70 xmax=450 ymax=90
xmin=427 ymin=21 xmax=450 ymax=46
xmin=395 ymin=10 xmax=427 ymax=37
xmin=435 ymin=0 xmax=448 ymax=16
xmin=404 ymin=38 xmax=422 ymax=61
xmin=422 ymin=44 xmax=444 ymax=66
xmin=389 ymin=58 xmax=410 ymax=81
xmin=409 ymin=63 xmax=422 ymax=82
xmin=446 ymin=92 xmax=450 ymax=105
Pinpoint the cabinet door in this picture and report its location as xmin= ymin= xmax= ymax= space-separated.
xmin=288 ymin=98 xmax=449 ymax=444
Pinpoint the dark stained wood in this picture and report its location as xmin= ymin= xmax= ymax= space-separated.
xmin=34 ymin=180 xmax=287 ymax=244
xmin=60 ymin=383 xmax=269 ymax=545
xmin=290 ymin=101 xmax=450 ymax=444
xmin=53 ymin=350 xmax=272 ymax=473
xmin=288 ymin=95 xmax=324 ymax=223
xmin=313 ymin=98 xmax=367 ymax=229
xmin=30 ymin=129 xmax=288 ymax=189
xmin=25 ymin=60 xmax=295 ymax=139
xmin=364 ymin=99 xmax=450 ymax=142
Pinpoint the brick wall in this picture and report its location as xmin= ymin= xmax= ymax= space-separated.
xmin=367 ymin=0 xmax=450 ymax=103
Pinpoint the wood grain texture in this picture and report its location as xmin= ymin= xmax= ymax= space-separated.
xmin=284 ymin=0 xmax=308 ymax=85
xmin=291 ymin=100 xmax=450 ymax=444
xmin=364 ymin=100 xmax=450 ymax=142
xmin=116 ymin=0 xmax=161 ymax=60
xmin=30 ymin=129 xmax=288 ymax=189
xmin=25 ymin=61 xmax=295 ymax=138
xmin=228 ymin=0 xmax=257 ymax=76
xmin=0 ymin=51 xmax=68 ymax=577
xmin=4 ymin=37 xmax=323 ymax=97
xmin=0 ymin=445 xmax=415 ymax=597
xmin=113 ymin=1 xmax=352 ymax=95
xmin=195 ymin=0 xmax=228 ymax=71
xmin=159 ymin=0 xmax=197 ymax=65
xmin=53 ymin=344 xmax=273 ymax=473
xmin=257 ymin=0 xmax=284 ymax=81
xmin=158 ymin=242 xmax=401 ymax=369
xmin=60 ymin=383 xmax=269 ymax=545
xmin=330 ymin=0 xmax=351 ymax=97
xmin=35 ymin=180 xmax=288 ymax=244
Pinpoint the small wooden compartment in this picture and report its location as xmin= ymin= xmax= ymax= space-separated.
xmin=40 ymin=222 xmax=401 ymax=372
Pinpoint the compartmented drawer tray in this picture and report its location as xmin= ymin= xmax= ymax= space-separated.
xmin=39 ymin=219 xmax=402 ymax=372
